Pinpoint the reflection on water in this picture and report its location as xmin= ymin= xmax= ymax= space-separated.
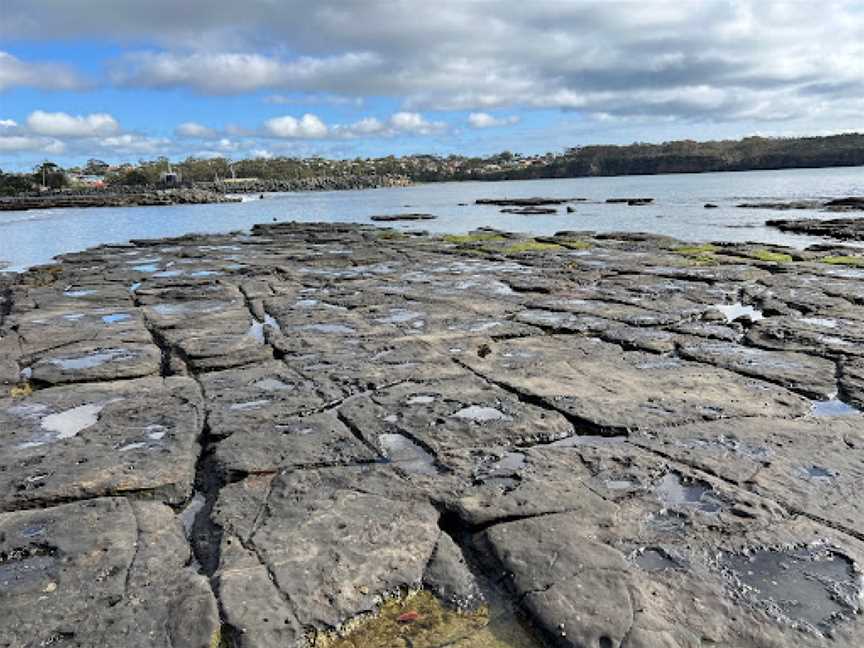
xmin=2 ymin=166 xmax=863 ymax=271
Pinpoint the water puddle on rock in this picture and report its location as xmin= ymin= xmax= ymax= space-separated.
xmin=548 ymin=435 xmax=627 ymax=448
xmin=228 ymin=400 xmax=270 ymax=411
xmin=379 ymin=434 xmax=439 ymax=475
xmin=299 ymin=323 xmax=357 ymax=334
xmin=47 ymin=348 xmax=133 ymax=370
xmin=452 ymin=406 xmax=510 ymax=423
xmin=721 ymin=546 xmax=861 ymax=629
xmin=252 ymin=377 xmax=293 ymax=391
xmin=406 ymin=395 xmax=436 ymax=405
xmin=633 ymin=547 xmax=683 ymax=571
xmin=317 ymin=589 xmax=542 ymax=648
xmin=0 ymin=551 xmax=56 ymax=594
xmin=63 ymin=289 xmax=96 ymax=297
xmin=656 ymin=472 xmax=723 ymax=513
xmin=798 ymin=465 xmax=835 ymax=481
xmin=712 ymin=302 xmax=764 ymax=323
xmin=810 ymin=398 xmax=861 ymax=417
xmin=476 ymin=451 xmax=526 ymax=489
xmin=376 ymin=308 xmax=425 ymax=324
xmin=180 ymin=492 xmax=206 ymax=538
xmin=132 ymin=263 xmax=160 ymax=273
xmin=101 ymin=313 xmax=131 ymax=324
xmin=800 ymin=317 xmax=838 ymax=329
xmin=18 ymin=401 xmax=113 ymax=448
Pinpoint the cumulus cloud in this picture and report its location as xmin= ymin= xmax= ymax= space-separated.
xmin=48 ymin=0 xmax=856 ymax=126
xmin=109 ymin=50 xmax=380 ymax=95
xmin=26 ymin=111 xmax=120 ymax=137
xmin=467 ymin=113 xmax=520 ymax=128
xmin=176 ymin=121 xmax=217 ymax=138
xmin=0 ymin=135 xmax=65 ymax=154
xmin=388 ymin=112 xmax=446 ymax=135
xmin=0 ymin=51 xmax=85 ymax=91
xmin=264 ymin=113 xmax=329 ymax=138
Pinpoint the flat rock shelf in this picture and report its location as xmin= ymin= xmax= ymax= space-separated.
xmin=1 ymin=222 xmax=863 ymax=648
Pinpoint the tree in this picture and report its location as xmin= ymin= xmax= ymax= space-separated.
xmin=33 ymin=161 xmax=66 ymax=189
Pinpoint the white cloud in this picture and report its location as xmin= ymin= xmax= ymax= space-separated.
xmin=176 ymin=121 xmax=217 ymax=138
xmin=388 ymin=112 xmax=446 ymax=135
xmin=467 ymin=112 xmax=520 ymax=128
xmin=250 ymin=148 xmax=274 ymax=159
xmin=0 ymin=51 xmax=84 ymax=91
xmin=0 ymin=119 xmax=18 ymax=129
xmin=264 ymin=113 xmax=329 ymax=138
xmin=26 ymin=111 xmax=120 ymax=137
xmin=96 ymin=133 xmax=169 ymax=154
xmin=62 ymin=1 xmax=861 ymax=127
xmin=0 ymin=135 xmax=65 ymax=154
xmin=110 ymin=50 xmax=380 ymax=95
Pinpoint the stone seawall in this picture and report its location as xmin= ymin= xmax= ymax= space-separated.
xmin=1 ymin=223 xmax=863 ymax=647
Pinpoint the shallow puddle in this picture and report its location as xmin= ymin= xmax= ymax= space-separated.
xmin=799 ymin=465 xmax=835 ymax=481
xmin=379 ymin=433 xmax=438 ymax=475
xmin=40 ymin=402 xmax=108 ymax=440
xmin=800 ymin=317 xmax=838 ymax=329
xmin=810 ymin=398 xmax=861 ymax=417
xmin=656 ymin=472 xmax=723 ymax=513
xmin=63 ymin=289 xmax=96 ymax=297
xmin=47 ymin=348 xmax=133 ymax=370
xmin=712 ymin=302 xmax=764 ymax=322
xmin=180 ymin=492 xmax=206 ymax=538
xmin=317 ymin=590 xmax=541 ymax=648
xmin=634 ymin=547 xmax=682 ymax=571
xmin=452 ymin=406 xmax=510 ymax=423
xmin=252 ymin=377 xmax=293 ymax=391
xmin=101 ymin=313 xmax=131 ymax=324
xmin=299 ymin=323 xmax=357 ymax=334
xmin=722 ymin=546 xmax=861 ymax=629
xmin=0 ymin=554 xmax=56 ymax=594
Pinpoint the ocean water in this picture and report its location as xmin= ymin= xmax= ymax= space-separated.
xmin=1 ymin=166 xmax=862 ymax=271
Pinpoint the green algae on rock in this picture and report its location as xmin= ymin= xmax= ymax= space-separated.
xmin=316 ymin=590 xmax=541 ymax=648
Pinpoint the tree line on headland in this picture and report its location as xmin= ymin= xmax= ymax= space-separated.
xmin=1 ymin=133 xmax=862 ymax=196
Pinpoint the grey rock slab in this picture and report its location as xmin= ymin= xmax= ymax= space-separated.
xmin=0 ymin=497 xmax=220 ymax=648
xmin=460 ymin=336 xmax=810 ymax=433
xmin=485 ymin=504 xmax=864 ymax=648
xmin=338 ymin=375 xmax=575 ymax=458
xmin=443 ymin=445 xmax=622 ymax=528
xmin=28 ymin=341 xmax=161 ymax=385
xmin=422 ymin=532 xmax=484 ymax=612
xmin=212 ymin=409 xmax=378 ymax=477
xmin=0 ymin=376 xmax=203 ymax=511
xmin=746 ymin=315 xmax=864 ymax=358
xmin=200 ymin=360 xmax=329 ymax=439
xmin=676 ymin=339 xmax=838 ymax=399
xmin=631 ymin=417 xmax=864 ymax=535
xmin=14 ymin=307 xmax=153 ymax=358
xmin=216 ymin=538 xmax=305 ymax=648
xmin=218 ymin=465 xmax=441 ymax=632
xmin=840 ymin=358 xmax=864 ymax=409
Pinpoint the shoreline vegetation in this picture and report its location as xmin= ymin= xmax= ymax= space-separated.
xmin=0 ymin=133 xmax=862 ymax=212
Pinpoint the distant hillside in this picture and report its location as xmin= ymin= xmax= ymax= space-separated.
xmin=475 ymin=133 xmax=864 ymax=181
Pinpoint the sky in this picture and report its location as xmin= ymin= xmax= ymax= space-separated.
xmin=1 ymin=0 xmax=862 ymax=170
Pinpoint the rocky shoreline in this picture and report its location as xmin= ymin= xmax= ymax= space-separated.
xmin=197 ymin=173 xmax=412 ymax=194
xmin=0 ymin=188 xmax=240 ymax=212
xmin=1 ymin=222 xmax=863 ymax=647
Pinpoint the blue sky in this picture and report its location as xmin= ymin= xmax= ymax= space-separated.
xmin=1 ymin=1 xmax=862 ymax=171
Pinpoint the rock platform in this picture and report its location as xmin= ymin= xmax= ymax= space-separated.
xmin=1 ymin=222 xmax=863 ymax=648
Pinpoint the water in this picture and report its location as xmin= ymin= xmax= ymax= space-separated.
xmin=2 ymin=167 xmax=863 ymax=271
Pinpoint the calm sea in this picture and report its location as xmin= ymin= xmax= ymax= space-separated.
xmin=1 ymin=166 xmax=862 ymax=271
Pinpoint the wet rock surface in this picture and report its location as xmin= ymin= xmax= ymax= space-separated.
xmin=1 ymin=221 xmax=863 ymax=647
